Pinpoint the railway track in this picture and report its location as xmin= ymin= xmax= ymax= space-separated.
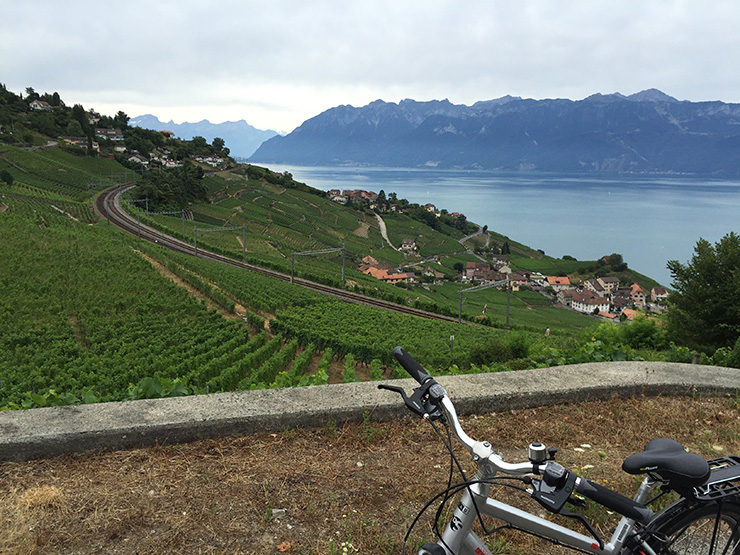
xmin=95 ymin=185 xmax=459 ymax=323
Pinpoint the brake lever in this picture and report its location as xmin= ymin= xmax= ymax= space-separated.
xmin=377 ymin=384 xmax=408 ymax=400
xmin=378 ymin=383 xmax=437 ymax=419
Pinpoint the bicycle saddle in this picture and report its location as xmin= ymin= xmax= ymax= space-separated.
xmin=622 ymin=437 xmax=710 ymax=495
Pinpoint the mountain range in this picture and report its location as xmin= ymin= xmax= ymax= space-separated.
xmin=250 ymin=90 xmax=740 ymax=175
xmin=129 ymin=115 xmax=277 ymax=158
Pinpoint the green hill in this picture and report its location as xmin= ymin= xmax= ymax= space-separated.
xmin=3 ymin=86 xmax=685 ymax=411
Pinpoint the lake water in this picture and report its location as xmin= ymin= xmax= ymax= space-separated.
xmin=261 ymin=165 xmax=740 ymax=286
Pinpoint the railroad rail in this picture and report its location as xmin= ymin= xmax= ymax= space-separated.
xmin=95 ymin=185 xmax=459 ymax=323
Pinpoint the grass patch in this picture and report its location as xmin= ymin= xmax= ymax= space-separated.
xmin=2 ymin=395 xmax=737 ymax=553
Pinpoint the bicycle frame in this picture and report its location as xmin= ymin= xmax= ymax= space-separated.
xmin=434 ymin=475 xmax=660 ymax=554
xmin=425 ymin=396 xmax=663 ymax=555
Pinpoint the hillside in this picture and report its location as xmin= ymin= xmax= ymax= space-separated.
xmin=2 ymin=86 xmax=707 ymax=412
xmin=1 ymin=142 xmax=598 ymax=409
xmin=251 ymin=90 xmax=740 ymax=175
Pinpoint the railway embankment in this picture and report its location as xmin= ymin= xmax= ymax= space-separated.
xmin=96 ymin=185 xmax=458 ymax=322
xmin=2 ymin=361 xmax=738 ymax=462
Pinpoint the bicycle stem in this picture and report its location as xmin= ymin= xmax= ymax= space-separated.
xmin=439 ymin=396 xmax=536 ymax=476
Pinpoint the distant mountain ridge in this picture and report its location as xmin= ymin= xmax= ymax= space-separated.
xmin=130 ymin=115 xmax=277 ymax=158
xmin=250 ymin=90 xmax=740 ymax=175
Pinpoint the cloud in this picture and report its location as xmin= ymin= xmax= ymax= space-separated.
xmin=3 ymin=0 xmax=740 ymax=131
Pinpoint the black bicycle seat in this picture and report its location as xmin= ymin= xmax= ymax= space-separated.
xmin=622 ymin=438 xmax=710 ymax=495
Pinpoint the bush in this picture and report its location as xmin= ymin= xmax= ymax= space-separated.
xmin=665 ymin=342 xmax=695 ymax=363
xmin=370 ymin=359 xmax=383 ymax=380
xmin=621 ymin=316 xmax=667 ymax=349
xmin=507 ymin=332 xmax=531 ymax=359
xmin=469 ymin=337 xmax=513 ymax=365
xmin=716 ymin=337 xmax=740 ymax=368
xmin=343 ymin=354 xmax=359 ymax=383
xmin=0 ymin=169 xmax=13 ymax=186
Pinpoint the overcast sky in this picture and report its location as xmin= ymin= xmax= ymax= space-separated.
xmin=2 ymin=1 xmax=738 ymax=133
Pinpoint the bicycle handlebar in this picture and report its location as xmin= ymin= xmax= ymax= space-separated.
xmin=392 ymin=346 xmax=434 ymax=385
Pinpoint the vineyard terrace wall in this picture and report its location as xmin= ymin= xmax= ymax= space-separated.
xmin=2 ymin=361 xmax=739 ymax=462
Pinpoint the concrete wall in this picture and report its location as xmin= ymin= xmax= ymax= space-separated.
xmin=1 ymin=361 xmax=738 ymax=462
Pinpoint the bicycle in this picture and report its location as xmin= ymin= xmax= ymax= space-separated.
xmin=379 ymin=346 xmax=740 ymax=554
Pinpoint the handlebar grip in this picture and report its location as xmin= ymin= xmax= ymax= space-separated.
xmin=392 ymin=346 xmax=433 ymax=385
xmin=576 ymin=478 xmax=653 ymax=524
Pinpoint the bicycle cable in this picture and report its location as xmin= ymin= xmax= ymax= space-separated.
xmin=401 ymin=415 xmax=530 ymax=553
xmin=401 ymin=478 xmax=531 ymax=553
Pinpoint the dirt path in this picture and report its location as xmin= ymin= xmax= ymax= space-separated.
xmin=375 ymin=213 xmax=398 ymax=250
xmin=136 ymin=250 xmax=246 ymax=319
xmin=459 ymin=225 xmax=487 ymax=262
xmin=49 ymin=204 xmax=79 ymax=222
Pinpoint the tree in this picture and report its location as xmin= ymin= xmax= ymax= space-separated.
xmin=71 ymin=104 xmax=87 ymax=130
xmin=65 ymin=119 xmax=84 ymax=136
xmin=212 ymin=137 xmax=225 ymax=152
xmin=113 ymin=111 xmax=129 ymax=130
xmin=137 ymin=161 xmax=207 ymax=209
xmin=191 ymin=136 xmax=208 ymax=151
xmin=454 ymin=213 xmax=468 ymax=232
xmin=666 ymin=232 xmax=740 ymax=353
xmin=607 ymin=253 xmax=628 ymax=272
xmin=0 ymin=169 xmax=13 ymax=187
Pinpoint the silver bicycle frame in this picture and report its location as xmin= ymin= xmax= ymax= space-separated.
xmin=424 ymin=396 xmax=662 ymax=555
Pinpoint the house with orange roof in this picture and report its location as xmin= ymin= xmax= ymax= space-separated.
xmin=362 ymin=265 xmax=411 ymax=284
xmin=630 ymin=283 xmax=647 ymax=308
xmin=621 ymin=308 xmax=639 ymax=321
xmin=546 ymin=276 xmax=571 ymax=292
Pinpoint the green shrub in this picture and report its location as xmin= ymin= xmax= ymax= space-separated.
xmin=343 ymin=353 xmax=359 ymax=383
xmin=665 ymin=342 xmax=695 ymax=363
xmin=370 ymin=359 xmax=383 ymax=381
xmin=469 ymin=337 xmax=513 ymax=365
xmin=621 ymin=316 xmax=667 ymax=349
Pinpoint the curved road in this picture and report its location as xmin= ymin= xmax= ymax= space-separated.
xmin=96 ymin=185 xmax=459 ymax=323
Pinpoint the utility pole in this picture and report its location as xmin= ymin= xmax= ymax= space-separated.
xmin=193 ymin=225 xmax=246 ymax=261
xmin=291 ymin=246 xmax=346 ymax=285
xmin=458 ymin=276 xmax=511 ymax=325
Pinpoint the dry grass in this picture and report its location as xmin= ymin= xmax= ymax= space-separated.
xmin=1 ymin=394 xmax=740 ymax=554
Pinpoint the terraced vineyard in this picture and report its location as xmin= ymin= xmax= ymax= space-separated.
xmin=0 ymin=145 xmax=599 ymax=410
xmin=0 ymin=182 xmax=526 ymax=409
xmin=0 ymin=144 xmax=125 ymax=201
xmin=0 ymin=199 xmax=332 ymax=408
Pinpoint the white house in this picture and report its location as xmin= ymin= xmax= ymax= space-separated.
xmin=29 ymin=99 xmax=52 ymax=111
xmin=571 ymin=291 xmax=611 ymax=314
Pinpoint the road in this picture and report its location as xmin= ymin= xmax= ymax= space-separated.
xmin=459 ymin=225 xmax=489 ymax=262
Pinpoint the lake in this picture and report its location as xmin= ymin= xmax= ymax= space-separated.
xmin=261 ymin=165 xmax=740 ymax=286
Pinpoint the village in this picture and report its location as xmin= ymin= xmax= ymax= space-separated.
xmin=26 ymin=100 xmax=230 ymax=171
xmin=330 ymin=187 xmax=669 ymax=322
